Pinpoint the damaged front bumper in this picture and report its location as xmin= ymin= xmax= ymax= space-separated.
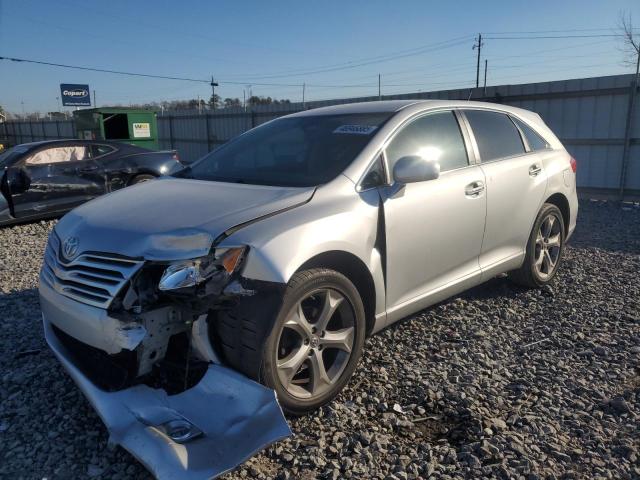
xmin=43 ymin=318 xmax=291 ymax=479
xmin=41 ymin=273 xmax=292 ymax=480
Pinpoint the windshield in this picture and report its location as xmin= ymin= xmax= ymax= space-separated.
xmin=179 ymin=113 xmax=391 ymax=187
xmin=0 ymin=146 xmax=29 ymax=169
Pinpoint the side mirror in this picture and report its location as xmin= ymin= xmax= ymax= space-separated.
xmin=393 ymin=155 xmax=440 ymax=184
xmin=3 ymin=167 xmax=30 ymax=195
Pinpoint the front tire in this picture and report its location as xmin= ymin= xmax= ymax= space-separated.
xmin=509 ymin=203 xmax=565 ymax=288
xmin=262 ymin=269 xmax=366 ymax=415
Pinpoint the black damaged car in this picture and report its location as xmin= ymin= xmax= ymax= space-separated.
xmin=0 ymin=139 xmax=184 ymax=226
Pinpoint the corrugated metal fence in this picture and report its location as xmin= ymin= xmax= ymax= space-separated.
xmin=2 ymin=73 xmax=639 ymax=194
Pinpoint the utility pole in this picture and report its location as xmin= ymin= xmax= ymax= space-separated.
xmin=93 ymin=89 xmax=96 ymax=108
xmin=302 ymin=82 xmax=306 ymax=109
xmin=473 ymin=34 xmax=483 ymax=88
xmin=619 ymin=48 xmax=640 ymax=199
xmin=210 ymin=76 xmax=219 ymax=111
xmin=246 ymin=84 xmax=253 ymax=107
xmin=483 ymin=60 xmax=488 ymax=96
xmin=378 ymin=74 xmax=381 ymax=100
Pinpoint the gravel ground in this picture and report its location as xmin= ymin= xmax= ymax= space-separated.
xmin=1 ymin=199 xmax=639 ymax=480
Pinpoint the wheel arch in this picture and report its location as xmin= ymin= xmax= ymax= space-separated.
xmin=127 ymin=170 xmax=157 ymax=186
xmin=544 ymin=192 xmax=570 ymax=235
xmin=297 ymin=250 xmax=377 ymax=336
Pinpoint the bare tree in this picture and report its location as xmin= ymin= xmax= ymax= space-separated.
xmin=618 ymin=12 xmax=640 ymax=78
xmin=617 ymin=11 xmax=640 ymax=198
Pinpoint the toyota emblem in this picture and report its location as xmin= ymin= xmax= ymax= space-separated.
xmin=62 ymin=236 xmax=80 ymax=260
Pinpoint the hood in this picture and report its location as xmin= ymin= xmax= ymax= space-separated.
xmin=55 ymin=178 xmax=314 ymax=260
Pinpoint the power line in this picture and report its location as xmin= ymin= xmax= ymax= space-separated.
xmin=0 ymin=55 xmax=406 ymax=90
xmin=314 ymin=39 xmax=612 ymax=86
xmin=1 ymin=32 xmax=623 ymax=89
xmin=248 ymin=36 xmax=619 ymax=87
xmin=485 ymin=34 xmax=623 ymax=40
xmin=1 ymin=27 xmax=630 ymax=106
xmin=0 ymin=56 xmax=208 ymax=83
xmin=0 ymin=56 xmax=302 ymax=87
xmin=244 ymin=32 xmax=626 ymax=81
xmin=483 ymin=28 xmax=620 ymax=34
xmin=225 ymin=36 xmax=474 ymax=80
xmin=364 ymin=49 xmax=615 ymax=86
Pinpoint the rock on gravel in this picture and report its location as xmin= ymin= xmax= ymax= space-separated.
xmin=1 ymin=200 xmax=639 ymax=479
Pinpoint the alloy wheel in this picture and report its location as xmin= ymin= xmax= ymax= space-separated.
xmin=276 ymin=288 xmax=355 ymax=399
xmin=534 ymin=213 xmax=562 ymax=279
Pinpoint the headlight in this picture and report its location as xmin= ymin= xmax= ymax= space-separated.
xmin=158 ymin=246 xmax=247 ymax=291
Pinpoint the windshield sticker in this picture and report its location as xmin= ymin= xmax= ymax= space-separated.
xmin=333 ymin=125 xmax=378 ymax=135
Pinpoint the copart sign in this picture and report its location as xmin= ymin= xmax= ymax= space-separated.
xmin=60 ymin=84 xmax=91 ymax=106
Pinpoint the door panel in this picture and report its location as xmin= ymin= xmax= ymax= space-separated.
xmin=461 ymin=109 xmax=549 ymax=273
xmin=94 ymin=146 xmax=134 ymax=191
xmin=0 ymin=172 xmax=12 ymax=223
xmin=381 ymin=110 xmax=486 ymax=316
xmin=12 ymin=145 xmax=106 ymax=218
xmin=382 ymin=165 xmax=486 ymax=311
xmin=478 ymin=154 xmax=548 ymax=271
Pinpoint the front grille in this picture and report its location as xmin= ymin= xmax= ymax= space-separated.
xmin=41 ymin=233 xmax=143 ymax=309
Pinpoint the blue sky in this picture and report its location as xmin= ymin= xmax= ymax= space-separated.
xmin=1 ymin=0 xmax=639 ymax=114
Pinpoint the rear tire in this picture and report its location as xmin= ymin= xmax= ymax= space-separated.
xmin=130 ymin=174 xmax=156 ymax=185
xmin=509 ymin=203 xmax=565 ymax=288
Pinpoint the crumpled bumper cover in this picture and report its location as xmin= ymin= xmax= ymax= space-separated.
xmin=43 ymin=318 xmax=292 ymax=480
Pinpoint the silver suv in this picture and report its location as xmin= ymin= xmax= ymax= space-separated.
xmin=40 ymin=100 xmax=577 ymax=476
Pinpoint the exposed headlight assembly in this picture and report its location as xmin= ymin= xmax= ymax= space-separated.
xmin=158 ymin=246 xmax=246 ymax=292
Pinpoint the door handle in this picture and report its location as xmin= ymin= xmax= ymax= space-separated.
xmin=79 ymin=166 xmax=98 ymax=173
xmin=529 ymin=164 xmax=542 ymax=177
xmin=465 ymin=181 xmax=485 ymax=197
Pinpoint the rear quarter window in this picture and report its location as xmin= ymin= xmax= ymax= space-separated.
xmin=91 ymin=145 xmax=117 ymax=158
xmin=511 ymin=117 xmax=551 ymax=151
xmin=465 ymin=110 xmax=525 ymax=162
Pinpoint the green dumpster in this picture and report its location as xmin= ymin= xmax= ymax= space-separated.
xmin=73 ymin=107 xmax=159 ymax=150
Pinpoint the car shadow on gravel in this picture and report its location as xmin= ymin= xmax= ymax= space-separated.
xmin=457 ymin=275 xmax=524 ymax=302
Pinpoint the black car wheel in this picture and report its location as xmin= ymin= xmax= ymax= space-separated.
xmin=509 ymin=203 xmax=565 ymax=288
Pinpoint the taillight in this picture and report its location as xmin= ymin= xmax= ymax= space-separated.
xmin=570 ymin=157 xmax=577 ymax=173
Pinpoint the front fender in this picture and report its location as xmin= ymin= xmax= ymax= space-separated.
xmin=219 ymin=179 xmax=386 ymax=317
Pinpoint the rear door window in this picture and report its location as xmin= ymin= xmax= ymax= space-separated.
xmin=90 ymin=144 xmax=116 ymax=158
xmin=511 ymin=117 xmax=550 ymax=151
xmin=464 ymin=110 xmax=525 ymax=162
xmin=385 ymin=111 xmax=469 ymax=173
xmin=25 ymin=145 xmax=90 ymax=165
